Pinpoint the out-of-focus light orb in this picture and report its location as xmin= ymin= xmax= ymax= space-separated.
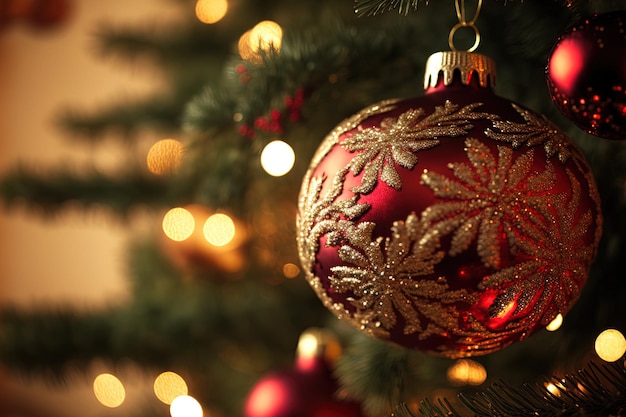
xmin=249 ymin=20 xmax=282 ymax=53
xmin=147 ymin=139 xmax=184 ymax=175
xmin=238 ymin=30 xmax=255 ymax=62
xmin=446 ymin=359 xmax=487 ymax=386
xmin=171 ymin=395 xmax=203 ymax=417
xmin=93 ymin=373 xmax=126 ymax=408
xmin=260 ymin=140 xmax=295 ymax=177
xmin=238 ymin=21 xmax=282 ymax=64
xmin=163 ymin=207 xmax=196 ymax=241
xmin=154 ymin=371 xmax=189 ymax=405
xmin=545 ymin=382 xmax=563 ymax=397
xmin=282 ymin=263 xmax=300 ymax=278
xmin=203 ymin=213 xmax=236 ymax=247
xmin=297 ymin=332 xmax=320 ymax=359
xmin=595 ymin=329 xmax=626 ymax=362
xmin=195 ymin=0 xmax=228 ymax=24
xmin=546 ymin=313 xmax=563 ymax=332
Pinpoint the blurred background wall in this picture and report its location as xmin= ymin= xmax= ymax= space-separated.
xmin=0 ymin=1 xmax=180 ymax=415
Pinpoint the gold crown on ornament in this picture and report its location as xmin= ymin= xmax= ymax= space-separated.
xmin=424 ymin=51 xmax=496 ymax=90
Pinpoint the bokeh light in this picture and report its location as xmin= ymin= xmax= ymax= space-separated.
xmin=195 ymin=0 xmax=228 ymax=24
xmin=203 ymin=213 xmax=236 ymax=247
xmin=545 ymin=381 xmax=563 ymax=397
xmin=238 ymin=30 xmax=255 ymax=62
xmin=595 ymin=329 xmax=626 ymax=362
xmin=147 ymin=139 xmax=184 ymax=175
xmin=163 ymin=207 xmax=196 ymax=241
xmin=93 ymin=373 xmax=126 ymax=408
xmin=154 ymin=371 xmax=189 ymax=405
xmin=238 ymin=20 xmax=282 ymax=63
xmin=260 ymin=140 xmax=295 ymax=176
xmin=446 ymin=359 xmax=487 ymax=386
xmin=171 ymin=395 xmax=203 ymax=417
xmin=282 ymin=263 xmax=300 ymax=278
xmin=546 ymin=313 xmax=563 ymax=331
xmin=249 ymin=20 xmax=282 ymax=52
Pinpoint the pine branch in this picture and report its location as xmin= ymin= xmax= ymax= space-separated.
xmin=353 ymin=0 xmax=427 ymax=16
xmin=0 ymin=166 xmax=173 ymax=217
xmin=391 ymin=358 xmax=626 ymax=417
xmin=57 ymin=92 xmax=192 ymax=141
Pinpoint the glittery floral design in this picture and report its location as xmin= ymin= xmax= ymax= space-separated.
xmin=297 ymin=167 xmax=370 ymax=273
xmin=329 ymin=213 xmax=471 ymax=338
xmin=343 ymin=101 xmax=497 ymax=194
xmin=480 ymin=168 xmax=596 ymax=327
xmin=421 ymin=137 xmax=557 ymax=269
xmin=485 ymin=103 xmax=574 ymax=163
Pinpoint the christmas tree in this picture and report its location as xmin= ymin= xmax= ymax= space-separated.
xmin=0 ymin=0 xmax=625 ymax=416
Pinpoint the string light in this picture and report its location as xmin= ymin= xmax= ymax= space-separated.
xmin=154 ymin=371 xmax=189 ymax=405
xmin=146 ymin=139 xmax=184 ymax=175
xmin=203 ymin=213 xmax=236 ymax=247
xmin=260 ymin=140 xmax=295 ymax=176
xmin=93 ymin=373 xmax=126 ymax=408
xmin=249 ymin=20 xmax=282 ymax=52
xmin=195 ymin=0 xmax=228 ymax=24
xmin=546 ymin=313 xmax=563 ymax=331
xmin=171 ymin=395 xmax=203 ymax=417
xmin=446 ymin=359 xmax=487 ymax=386
xmin=163 ymin=207 xmax=196 ymax=241
xmin=238 ymin=20 xmax=283 ymax=63
xmin=545 ymin=381 xmax=564 ymax=397
xmin=595 ymin=329 xmax=626 ymax=362
xmin=282 ymin=263 xmax=300 ymax=278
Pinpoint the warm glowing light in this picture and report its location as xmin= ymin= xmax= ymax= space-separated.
xmin=260 ymin=140 xmax=295 ymax=176
xmin=238 ymin=21 xmax=282 ymax=63
xmin=545 ymin=381 xmax=564 ymax=397
xmin=147 ymin=139 xmax=184 ymax=175
xmin=195 ymin=0 xmax=227 ymax=24
xmin=238 ymin=30 xmax=255 ymax=62
xmin=446 ymin=359 xmax=487 ymax=386
xmin=154 ymin=371 xmax=189 ymax=405
xmin=245 ymin=379 xmax=287 ymax=416
xmin=93 ymin=373 xmax=126 ymax=408
xmin=171 ymin=395 xmax=203 ymax=417
xmin=297 ymin=332 xmax=320 ymax=359
xmin=203 ymin=213 xmax=236 ymax=246
xmin=163 ymin=208 xmax=196 ymax=241
xmin=595 ymin=329 xmax=626 ymax=362
xmin=249 ymin=20 xmax=282 ymax=53
xmin=282 ymin=263 xmax=300 ymax=278
xmin=548 ymin=38 xmax=585 ymax=95
xmin=546 ymin=313 xmax=563 ymax=331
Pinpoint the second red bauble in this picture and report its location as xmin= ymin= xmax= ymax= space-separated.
xmin=297 ymin=51 xmax=602 ymax=358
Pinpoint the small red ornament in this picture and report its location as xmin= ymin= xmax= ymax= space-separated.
xmin=297 ymin=51 xmax=602 ymax=358
xmin=244 ymin=329 xmax=364 ymax=417
xmin=546 ymin=11 xmax=626 ymax=140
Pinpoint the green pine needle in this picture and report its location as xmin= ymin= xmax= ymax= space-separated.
xmin=354 ymin=0 xmax=428 ymax=16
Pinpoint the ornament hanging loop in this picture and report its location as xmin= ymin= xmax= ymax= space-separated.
xmin=448 ymin=0 xmax=482 ymax=52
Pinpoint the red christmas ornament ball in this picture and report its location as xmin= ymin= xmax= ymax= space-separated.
xmin=546 ymin=11 xmax=626 ymax=140
xmin=297 ymin=51 xmax=603 ymax=358
xmin=244 ymin=329 xmax=363 ymax=417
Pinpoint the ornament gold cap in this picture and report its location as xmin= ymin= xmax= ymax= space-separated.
xmin=424 ymin=51 xmax=496 ymax=90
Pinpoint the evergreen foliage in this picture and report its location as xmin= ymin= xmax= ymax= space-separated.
xmin=0 ymin=0 xmax=625 ymax=416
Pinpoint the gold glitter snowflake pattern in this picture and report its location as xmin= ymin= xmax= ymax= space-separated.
xmin=306 ymin=98 xmax=401 ymax=170
xmin=485 ymin=103 xmax=575 ymax=163
xmin=297 ymin=99 xmax=400 ymax=271
xmin=480 ymin=168 xmax=596 ymax=329
xmin=342 ymin=101 xmax=498 ymax=194
xmin=297 ymin=167 xmax=370 ymax=273
xmin=329 ymin=213 xmax=473 ymax=339
xmin=421 ymin=137 xmax=558 ymax=269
